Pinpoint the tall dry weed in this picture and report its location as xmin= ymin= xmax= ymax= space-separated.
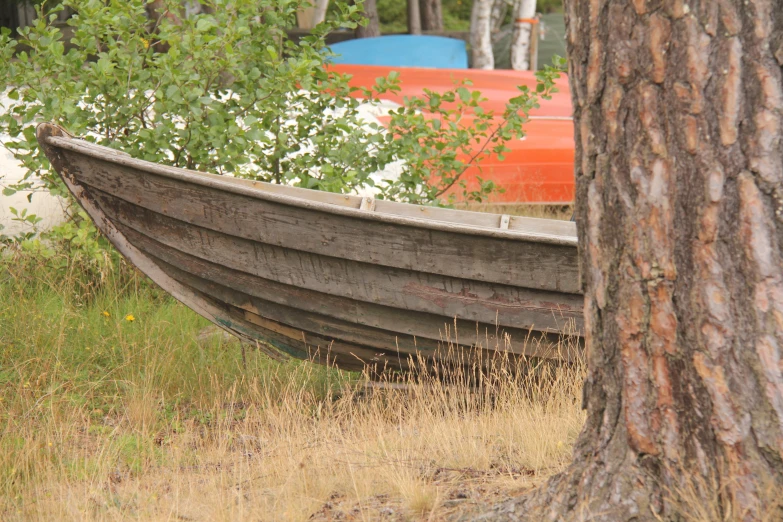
xmin=1 ymin=250 xmax=586 ymax=521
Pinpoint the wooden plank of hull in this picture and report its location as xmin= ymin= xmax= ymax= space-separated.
xmin=89 ymin=188 xmax=582 ymax=332
xmin=166 ymin=260 xmax=445 ymax=355
xmin=202 ymin=299 xmax=396 ymax=372
xmin=132 ymin=230 xmax=575 ymax=347
xmin=207 ymin=293 xmax=566 ymax=371
xmin=184 ymin=170 xmax=576 ymax=238
xmin=63 ymin=152 xmax=579 ymax=293
xmin=95 ymin=154 xmax=574 ymax=238
xmin=196 ymin=291 xmax=516 ymax=373
xmin=155 ymin=256 xmax=564 ymax=359
xmin=47 ymin=135 xmax=578 ymax=245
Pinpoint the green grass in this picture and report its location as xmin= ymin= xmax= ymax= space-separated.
xmin=0 ymin=250 xmax=584 ymax=521
xmin=0 ymin=254 xmax=347 ymax=406
xmin=0 ymin=254 xmax=350 ymax=507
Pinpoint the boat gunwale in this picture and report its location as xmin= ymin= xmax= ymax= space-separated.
xmin=43 ymin=133 xmax=577 ymax=247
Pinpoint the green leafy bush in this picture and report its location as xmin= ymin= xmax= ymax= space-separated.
xmin=0 ymin=0 xmax=561 ymax=268
xmin=1 ymin=0 xmax=381 ymax=195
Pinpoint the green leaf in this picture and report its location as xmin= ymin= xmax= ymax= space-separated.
xmin=196 ymin=18 xmax=215 ymax=32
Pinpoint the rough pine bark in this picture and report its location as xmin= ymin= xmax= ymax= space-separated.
xmin=420 ymin=0 xmax=443 ymax=31
xmin=510 ymin=0 xmax=537 ymax=70
xmin=470 ymin=0 xmax=494 ymax=70
xmin=483 ymin=0 xmax=783 ymax=520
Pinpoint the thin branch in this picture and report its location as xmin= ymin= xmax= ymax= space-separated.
xmin=432 ymin=119 xmax=511 ymax=198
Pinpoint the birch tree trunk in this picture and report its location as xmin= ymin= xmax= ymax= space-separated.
xmin=420 ymin=0 xmax=443 ymax=32
xmin=298 ymin=0 xmax=328 ymax=28
xmin=313 ymin=0 xmax=329 ymax=26
xmin=470 ymin=0 xmax=494 ymax=70
xmin=509 ymin=0 xmax=536 ymax=70
xmin=354 ymin=0 xmax=380 ymax=38
xmin=483 ymin=0 xmax=783 ymax=520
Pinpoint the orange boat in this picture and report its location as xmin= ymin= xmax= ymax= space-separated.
xmin=331 ymin=64 xmax=575 ymax=205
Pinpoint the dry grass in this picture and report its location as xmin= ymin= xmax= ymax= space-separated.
xmin=0 ymin=252 xmax=585 ymax=521
xmin=655 ymin=466 xmax=783 ymax=522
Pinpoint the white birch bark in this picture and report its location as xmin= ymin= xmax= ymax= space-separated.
xmin=510 ymin=0 xmax=536 ymax=70
xmin=313 ymin=0 xmax=329 ymax=26
xmin=470 ymin=0 xmax=494 ymax=70
xmin=296 ymin=0 xmax=329 ymax=29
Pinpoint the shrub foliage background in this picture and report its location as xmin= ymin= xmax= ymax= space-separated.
xmin=0 ymin=0 xmax=561 ymax=268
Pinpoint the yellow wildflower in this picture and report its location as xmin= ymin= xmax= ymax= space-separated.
xmin=125 ymin=314 xmax=135 ymax=322
xmin=141 ymin=37 xmax=150 ymax=49
xmin=101 ymin=311 xmax=110 ymax=317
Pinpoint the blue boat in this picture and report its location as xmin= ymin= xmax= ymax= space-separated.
xmin=329 ymin=35 xmax=468 ymax=69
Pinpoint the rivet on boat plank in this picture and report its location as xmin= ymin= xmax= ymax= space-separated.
xmin=499 ymin=215 xmax=511 ymax=230
xmin=359 ymin=197 xmax=376 ymax=211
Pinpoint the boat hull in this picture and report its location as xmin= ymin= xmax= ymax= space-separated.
xmin=38 ymin=123 xmax=582 ymax=372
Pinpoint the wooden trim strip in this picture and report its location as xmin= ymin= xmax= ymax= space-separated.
xmin=359 ymin=196 xmax=376 ymax=211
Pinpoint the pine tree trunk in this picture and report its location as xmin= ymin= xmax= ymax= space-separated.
xmin=482 ymin=0 xmax=783 ymax=520
xmin=470 ymin=0 xmax=494 ymax=70
xmin=355 ymin=0 xmax=380 ymax=38
xmin=407 ymin=0 xmax=422 ymax=35
xmin=510 ymin=0 xmax=536 ymax=70
xmin=420 ymin=0 xmax=443 ymax=32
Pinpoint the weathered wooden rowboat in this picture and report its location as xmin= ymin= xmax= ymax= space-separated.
xmin=38 ymin=123 xmax=582 ymax=373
